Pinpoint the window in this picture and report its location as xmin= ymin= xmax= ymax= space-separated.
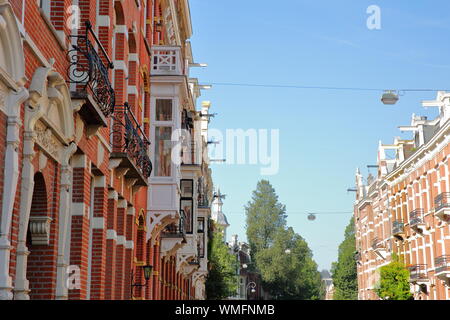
xmin=197 ymin=232 xmax=204 ymax=258
xmin=181 ymin=179 xmax=193 ymax=198
xmin=155 ymin=126 xmax=172 ymax=176
xmin=197 ymin=217 xmax=204 ymax=233
xmin=156 ymin=99 xmax=172 ymax=121
xmin=180 ymin=199 xmax=193 ymax=233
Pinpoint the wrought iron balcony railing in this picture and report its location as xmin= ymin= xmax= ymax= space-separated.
xmin=162 ymin=210 xmax=186 ymax=239
xmin=434 ymin=193 xmax=450 ymax=218
xmin=68 ymin=21 xmax=115 ymax=118
xmin=435 ymin=256 xmax=450 ymax=275
xmin=434 ymin=193 xmax=450 ymax=211
xmin=408 ymin=264 xmax=428 ymax=282
xmin=111 ymin=104 xmax=152 ymax=183
xmin=409 ymin=209 xmax=425 ymax=228
xmin=392 ymin=220 xmax=405 ymax=236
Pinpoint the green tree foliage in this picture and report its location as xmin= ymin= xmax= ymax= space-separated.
xmin=206 ymin=224 xmax=238 ymax=300
xmin=245 ymin=180 xmax=322 ymax=300
xmin=331 ymin=218 xmax=358 ymax=300
xmin=245 ymin=180 xmax=287 ymax=259
xmin=375 ymin=254 xmax=412 ymax=300
xmin=255 ymin=227 xmax=323 ymax=300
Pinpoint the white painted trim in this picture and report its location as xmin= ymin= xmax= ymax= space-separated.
xmin=107 ymin=229 xmax=117 ymax=240
xmin=92 ymin=217 xmax=105 ymax=229
xmin=117 ymin=236 xmax=126 ymax=246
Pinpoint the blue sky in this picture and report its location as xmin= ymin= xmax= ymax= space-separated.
xmin=188 ymin=0 xmax=450 ymax=270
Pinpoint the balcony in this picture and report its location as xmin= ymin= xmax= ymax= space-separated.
xmin=110 ymin=104 xmax=152 ymax=187
xmin=392 ymin=220 xmax=405 ymax=239
xmin=160 ymin=211 xmax=187 ymax=257
xmin=150 ymin=46 xmax=185 ymax=76
xmin=435 ymin=256 xmax=450 ymax=281
xmin=372 ymin=238 xmax=387 ymax=259
xmin=198 ymin=195 xmax=210 ymax=209
xmin=161 ymin=211 xmax=186 ymax=240
xmin=409 ymin=209 xmax=425 ymax=232
xmin=181 ymin=144 xmax=201 ymax=166
xmin=371 ymin=238 xmax=384 ymax=250
xmin=188 ymin=257 xmax=200 ymax=266
xmin=434 ymin=193 xmax=450 ymax=220
xmin=68 ymin=21 xmax=115 ymax=128
xmin=408 ymin=264 xmax=428 ymax=283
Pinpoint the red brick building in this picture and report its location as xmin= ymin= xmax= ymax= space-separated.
xmin=354 ymin=92 xmax=450 ymax=300
xmin=0 ymin=0 xmax=213 ymax=300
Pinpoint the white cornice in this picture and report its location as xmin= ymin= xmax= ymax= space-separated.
xmin=386 ymin=119 xmax=450 ymax=185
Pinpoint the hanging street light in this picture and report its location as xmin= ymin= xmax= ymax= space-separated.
xmin=381 ymin=90 xmax=399 ymax=105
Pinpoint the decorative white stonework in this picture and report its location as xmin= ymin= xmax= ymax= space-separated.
xmin=13 ymin=65 xmax=75 ymax=300
xmin=146 ymin=211 xmax=179 ymax=243
xmin=28 ymin=216 xmax=53 ymax=245
xmin=176 ymin=251 xmax=199 ymax=276
xmin=0 ymin=0 xmax=29 ymax=300
xmin=0 ymin=82 xmax=6 ymax=109
xmin=160 ymin=237 xmax=184 ymax=257
xmin=35 ymin=120 xmax=61 ymax=159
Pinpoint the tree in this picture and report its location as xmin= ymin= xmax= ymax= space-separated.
xmin=255 ymin=227 xmax=323 ymax=300
xmin=331 ymin=218 xmax=358 ymax=300
xmin=205 ymin=224 xmax=238 ymax=299
xmin=245 ymin=180 xmax=322 ymax=300
xmin=375 ymin=253 xmax=412 ymax=300
xmin=245 ymin=180 xmax=287 ymax=260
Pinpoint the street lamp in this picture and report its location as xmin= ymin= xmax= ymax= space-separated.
xmin=285 ymin=249 xmax=291 ymax=254
xmin=381 ymin=90 xmax=399 ymax=105
xmin=130 ymin=265 xmax=153 ymax=298
xmin=246 ymin=281 xmax=257 ymax=295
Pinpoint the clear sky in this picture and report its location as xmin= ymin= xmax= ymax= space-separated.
xmin=188 ymin=0 xmax=450 ymax=270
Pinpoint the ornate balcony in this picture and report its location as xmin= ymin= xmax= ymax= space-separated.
xmin=110 ymin=104 xmax=152 ymax=187
xmin=68 ymin=21 xmax=115 ymax=127
xmin=435 ymin=256 xmax=450 ymax=281
xmin=150 ymin=46 xmax=185 ymax=76
xmin=409 ymin=209 xmax=425 ymax=232
xmin=408 ymin=264 xmax=428 ymax=283
xmin=434 ymin=193 xmax=450 ymax=220
xmin=392 ymin=220 xmax=405 ymax=239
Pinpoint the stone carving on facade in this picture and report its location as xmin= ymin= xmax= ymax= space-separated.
xmin=28 ymin=216 xmax=53 ymax=246
xmin=34 ymin=120 xmax=61 ymax=159
xmin=0 ymin=0 xmax=29 ymax=301
xmin=12 ymin=66 xmax=75 ymax=300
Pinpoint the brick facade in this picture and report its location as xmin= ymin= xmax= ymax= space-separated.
xmin=354 ymin=92 xmax=450 ymax=300
xmin=0 ymin=0 xmax=212 ymax=300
